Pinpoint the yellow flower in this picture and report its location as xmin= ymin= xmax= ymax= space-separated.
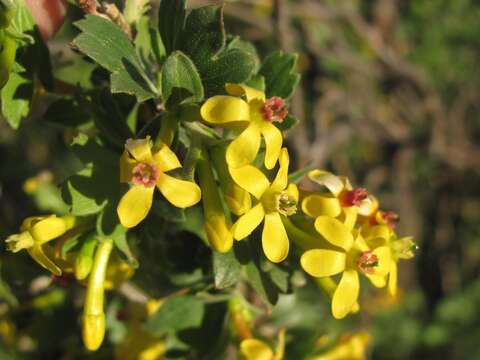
xmin=5 ymin=215 xmax=74 ymax=276
xmin=200 ymin=83 xmax=286 ymax=170
xmin=240 ymin=329 xmax=285 ymax=360
xmin=302 ymin=170 xmax=377 ymax=229
xmin=310 ymin=332 xmax=370 ymax=360
xmin=230 ymin=148 xmax=298 ymax=263
xmin=300 ymin=219 xmax=391 ymax=319
xmin=117 ymin=137 xmax=201 ymax=228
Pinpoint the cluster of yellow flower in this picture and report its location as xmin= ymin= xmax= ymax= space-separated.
xmin=4 ymin=83 xmax=415 ymax=355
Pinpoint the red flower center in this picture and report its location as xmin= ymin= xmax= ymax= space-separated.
xmin=357 ymin=251 xmax=379 ymax=274
xmin=260 ymin=97 xmax=288 ymax=122
xmin=132 ymin=162 xmax=159 ymax=188
xmin=370 ymin=210 xmax=399 ymax=229
xmin=339 ymin=188 xmax=368 ymax=207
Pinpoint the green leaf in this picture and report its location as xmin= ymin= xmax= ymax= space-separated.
xmin=276 ymin=114 xmax=299 ymax=131
xmin=259 ymin=51 xmax=300 ymax=100
xmin=227 ymin=36 xmax=260 ymax=73
xmin=158 ymin=0 xmax=186 ymax=54
xmin=62 ymin=134 xmax=120 ymax=216
xmin=0 ymin=70 xmax=33 ymax=128
xmin=288 ymin=164 xmax=315 ymax=184
xmin=161 ymin=51 xmax=204 ymax=108
xmin=180 ymin=5 xmax=256 ymax=96
xmin=212 ymin=247 xmax=241 ymax=289
xmin=7 ymin=0 xmax=35 ymax=45
xmin=144 ymin=295 xmax=205 ymax=334
xmin=73 ymin=15 xmax=157 ymax=101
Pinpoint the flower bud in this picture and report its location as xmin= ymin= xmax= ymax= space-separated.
xmin=75 ymin=234 xmax=98 ymax=280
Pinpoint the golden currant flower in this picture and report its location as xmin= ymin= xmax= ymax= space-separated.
xmin=310 ymin=332 xmax=370 ymax=360
xmin=200 ymin=83 xmax=287 ymax=170
xmin=5 ymin=215 xmax=75 ymax=276
xmin=230 ymin=148 xmax=298 ymax=263
xmin=240 ymin=329 xmax=285 ymax=360
xmin=300 ymin=218 xmax=391 ymax=319
xmin=302 ymin=170 xmax=377 ymax=229
xmin=117 ymin=137 xmax=201 ymax=228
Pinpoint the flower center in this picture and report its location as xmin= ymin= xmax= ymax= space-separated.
xmin=357 ymin=251 xmax=379 ymax=274
xmin=275 ymin=192 xmax=297 ymax=216
xmin=260 ymin=97 xmax=288 ymax=123
xmin=131 ymin=162 xmax=159 ymax=188
xmin=339 ymin=188 xmax=368 ymax=207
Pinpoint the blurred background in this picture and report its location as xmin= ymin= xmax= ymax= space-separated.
xmin=1 ymin=0 xmax=480 ymax=359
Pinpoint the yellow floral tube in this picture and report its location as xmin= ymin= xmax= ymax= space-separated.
xmin=210 ymin=145 xmax=251 ymax=216
xmin=82 ymin=238 xmax=113 ymax=351
xmin=197 ymin=148 xmax=233 ymax=253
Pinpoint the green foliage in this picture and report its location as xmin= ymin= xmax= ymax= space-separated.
xmin=259 ymin=51 xmax=301 ymax=100
xmin=73 ymin=15 xmax=158 ymax=101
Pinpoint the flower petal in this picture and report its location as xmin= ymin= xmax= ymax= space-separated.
xmin=117 ymin=186 xmax=154 ymax=228
xmin=232 ymin=203 xmax=265 ymax=240
xmin=125 ymin=137 xmax=153 ymax=162
xmin=302 ymin=194 xmax=341 ymax=218
xmin=240 ymin=339 xmax=274 ymax=360
xmin=301 ymin=249 xmax=346 ymax=277
xmin=120 ymin=151 xmax=136 ymax=182
xmin=366 ymin=274 xmax=387 ymax=288
xmin=152 ymin=142 xmax=182 ymax=172
xmin=308 ymin=170 xmax=344 ymax=196
xmin=340 ymin=206 xmax=357 ymax=230
xmin=225 ymin=83 xmax=266 ymax=102
xmin=229 ymin=165 xmax=270 ymax=199
xmin=314 ymin=216 xmax=354 ymax=250
xmin=262 ymin=212 xmax=289 ymax=263
xmin=156 ymin=173 xmax=201 ymax=208
xmin=200 ymin=96 xmax=250 ymax=124
xmin=271 ymin=148 xmax=290 ymax=191
xmin=372 ymin=246 xmax=392 ymax=276
xmin=332 ymin=270 xmax=359 ymax=319
xmin=27 ymin=245 xmax=62 ymax=276
xmin=260 ymin=122 xmax=283 ymax=170
xmin=285 ymin=183 xmax=299 ymax=202
xmin=226 ymin=123 xmax=261 ymax=168
xmin=30 ymin=216 xmax=67 ymax=244
xmin=388 ymin=261 xmax=398 ymax=296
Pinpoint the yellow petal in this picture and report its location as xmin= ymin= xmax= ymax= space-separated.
xmin=274 ymin=328 xmax=285 ymax=360
xmin=152 ymin=142 xmax=182 ymax=172
xmin=357 ymin=195 xmax=378 ymax=216
xmin=125 ymin=137 xmax=153 ymax=162
xmin=262 ymin=212 xmax=289 ymax=263
xmin=332 ymin=270 xmax=359 ymax=319
xmin=367 ymin=274 xmax=387 ymax=288
xmin=232 ymin=203 xmax=265 ymax=240
xmin=352 ymin=233 xmax=369 ymax=252
xmin=200 ymin=96 xmax=250 ymax=124
xmin=308 ymin=170 xmax=344 ymax=196
xmin=362 ymin=225 xmax=391 ymax=243
xmin=285 ymin=183 xmax=299 ymax=202
xmin=301 ymin=195 xmax=341 ymax=218
xmin=229 ymin=165 xmax=270 ymax=199
xmin=372 ymin=246 xmax=392 ymax=276
xmin=260 ymin=122 xmax=283 ymax=170
xmin=30 ymin=216 xmax=67 ymax=244
xmin=314 ymin=216 xmax=354 ymax=251
xmin=224 ymin=184 xmax=252 ymax=216
xmin=27 ymin=245 xmax=62 ymax=276
xmin=117 ymin=186 xmax=154 ymax=228
xmin=20 ymin=216 xmax=46 ymax=232
xmin=300 ymin=249 xmax=346 ymax=277
xmin=156 ymin=173 xmax=201 ymax=208
xmin=270 ymin=148 xmax=290 ymax=191
xmin=340 ymin=206 xmax=357 ymax=230
xmin=225 ymin=83 xmax=266 ymax=102
xmin=120 ymin=151 xmax=136 ymax=182
xmin=240 ymin=339 xmax=274 ymax=360
xmin=388 ymin=261 xmax=398 ymax=296
xmin=226 ymin=123 xmax=261 ymax=168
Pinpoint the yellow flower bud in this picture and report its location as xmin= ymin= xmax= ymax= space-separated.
xmin=82 ymin=238 xmax=113 ymax=351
